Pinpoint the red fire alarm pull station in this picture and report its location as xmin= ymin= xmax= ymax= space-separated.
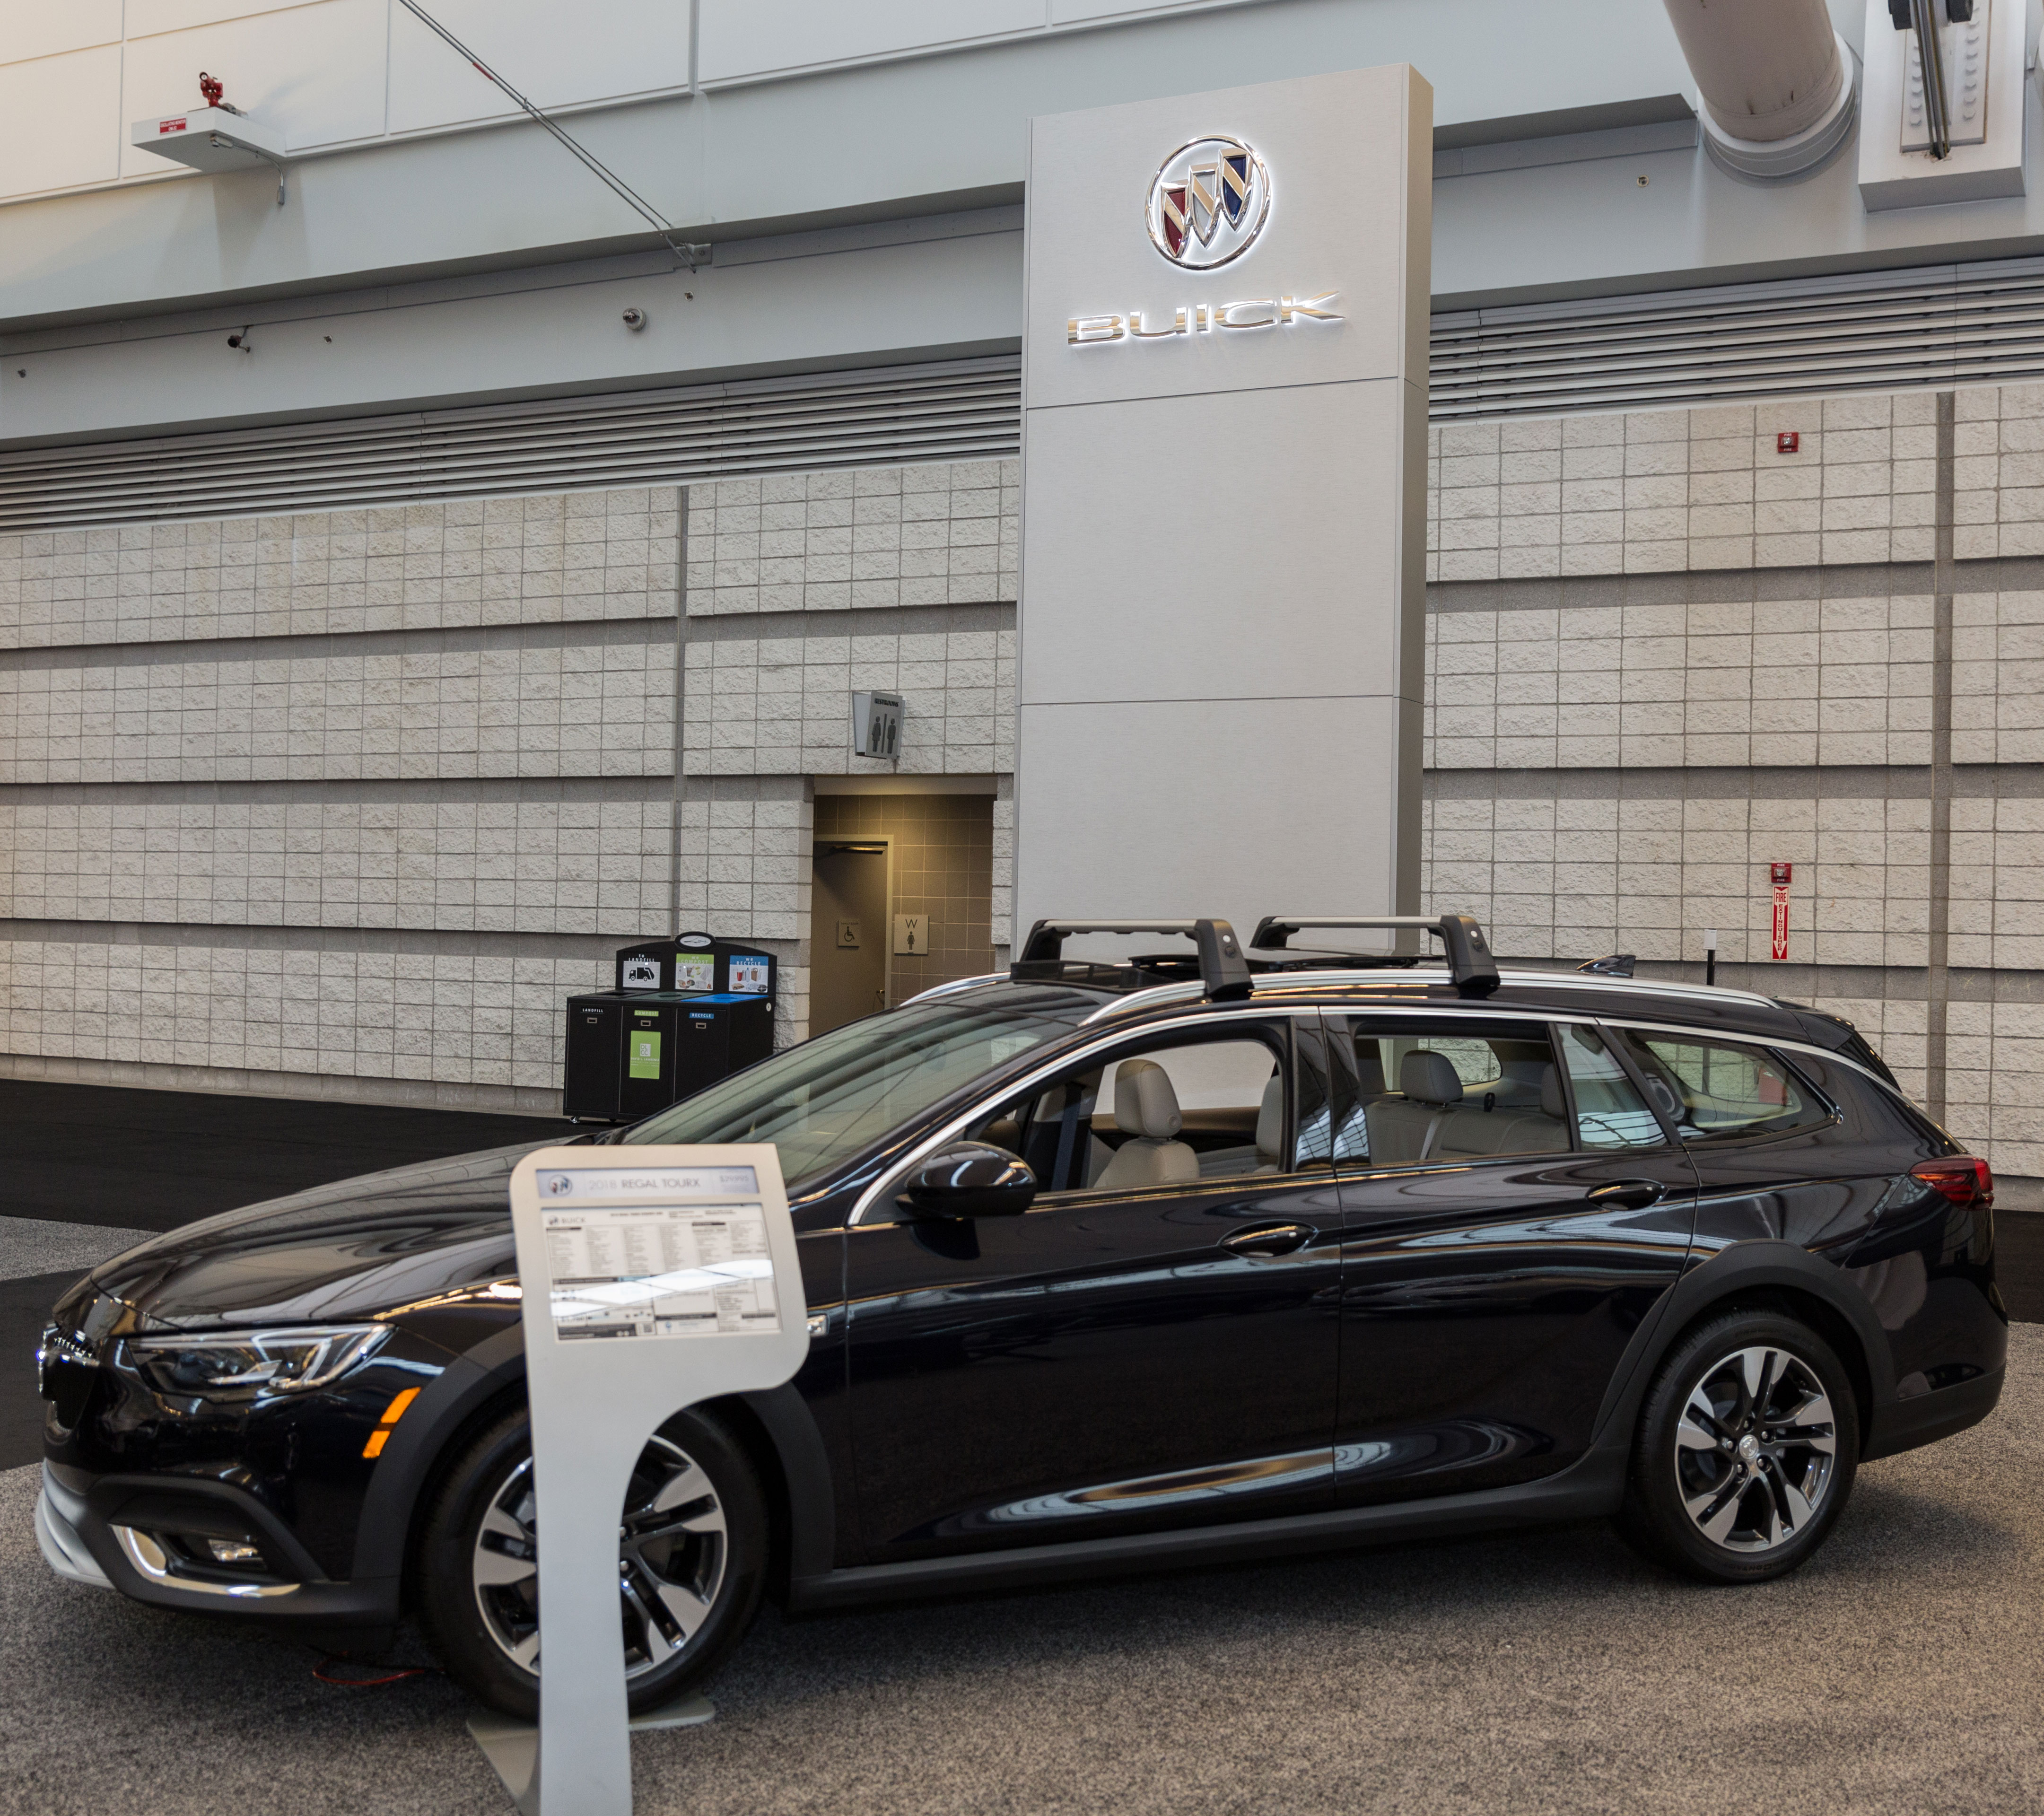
xmin=1777 ymin=432 xmax=1799 ymax=454
xmin=1770 ymin=861 xmax=1792 ymax=960
xmin=1771 ymin=861 xmax=1792 ymax=886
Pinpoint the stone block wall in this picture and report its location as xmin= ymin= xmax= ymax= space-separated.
xmin=0 ymin=463 xmax=1020 ymax=1109
xmin=0 ymin=405 xmax=2038 ymax=1186
xmin=1419 ymin=384 xmax=2044 ymax=1179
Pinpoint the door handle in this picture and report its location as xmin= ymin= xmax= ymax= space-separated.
xmin=1220 ymin=1222 xmax=1315 ymax=1257
xmin=1587 ymin=1180 xmax=1666 ymax=1211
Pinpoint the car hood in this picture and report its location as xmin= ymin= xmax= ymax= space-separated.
xmin=88 ymin=1138 xmax=577 ymax=1330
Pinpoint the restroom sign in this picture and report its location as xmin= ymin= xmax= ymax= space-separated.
xmin=893 ymin=914 xmax=927 ymax=955
xmin=1770 ymin=861 xmax=1792 ymax=962
xmin=852 ymin=691 xmax=903 ymax=759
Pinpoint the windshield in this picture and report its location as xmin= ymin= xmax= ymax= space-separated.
xmin=619 ymin=984 xmax=1102 ymax=1189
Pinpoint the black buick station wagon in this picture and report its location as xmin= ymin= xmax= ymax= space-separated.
xmin=35 ymin=914 xmax=2005 ymax=1717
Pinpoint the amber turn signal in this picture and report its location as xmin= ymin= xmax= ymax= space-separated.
xmin=362 ymin=1386 xmax=422 ymax=1459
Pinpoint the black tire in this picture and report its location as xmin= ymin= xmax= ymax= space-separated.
xmin=1616 ymin=1309 xmax=1859 ymax=1584
xmin=415 ymin=1402 xmax=768 ymax=1719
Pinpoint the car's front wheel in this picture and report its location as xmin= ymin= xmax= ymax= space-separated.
xmin=415 ymin=1403 xmax=767 ymax=1719
xmin=1617 ymin=1309 xmax=1859 ymax=1583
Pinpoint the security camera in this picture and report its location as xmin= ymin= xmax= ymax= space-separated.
xmin=621 ymin=307 xmax=646 ymax=331
xmin=227 ymin=328 xmax=251 ymax=351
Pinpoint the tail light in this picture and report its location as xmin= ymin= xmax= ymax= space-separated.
xmin=1911 ymin=1157 xmax=1993 ymax=1208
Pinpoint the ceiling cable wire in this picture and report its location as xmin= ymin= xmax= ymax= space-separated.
xmin=393 ymin=0 xmax=708 ymax=270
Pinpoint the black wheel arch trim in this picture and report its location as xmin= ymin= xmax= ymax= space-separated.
xmin=352 ymin=1322 xmax=839 ymax=1599
xmin=1586 ymin=1240 xmax=1899 ymax=1459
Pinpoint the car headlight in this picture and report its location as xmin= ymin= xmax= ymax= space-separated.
xmin=125 ymin=1325 xmax=391 ymax=1400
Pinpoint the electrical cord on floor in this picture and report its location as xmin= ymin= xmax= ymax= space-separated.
xmin=311 ymin=1651 xmax=445 ymax=1688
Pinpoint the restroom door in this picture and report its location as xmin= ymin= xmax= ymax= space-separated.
xmin=811 ymin=840 xmax=890 ymax=1033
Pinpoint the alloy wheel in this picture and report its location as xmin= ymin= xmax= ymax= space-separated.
xmin=1673 ymin=1343 xmax=1838 ymax=1554
xmin=470 ymin=1433 xmax=730 ymax=1679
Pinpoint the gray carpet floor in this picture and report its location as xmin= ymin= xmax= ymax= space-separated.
xmin=0 ymin=1218 xmax=154 ymax=1285
xmin=3 ymin=1328 xmax=2042 ymax=1816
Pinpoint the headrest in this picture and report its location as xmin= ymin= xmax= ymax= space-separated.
xmin=1400 ymin=1050 xmax=1464 ymax=1107
xmin=1540 ymin=1065 xmax=1565 ymax=1118
xmin=1115 ymin=1059 xmax=1183 ymax=1140
xmin=1255 ymin=1073 xmax=1284 ymax=1159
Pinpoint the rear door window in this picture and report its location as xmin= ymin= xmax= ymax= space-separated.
xmin=1614 ymin=1032 xmax=1830 ymax=1143
xmin=1556 ymin=1024 xmax=1671 ymax=1151
xmin=1322 ymin=1015 xmax=1572 ymax=1167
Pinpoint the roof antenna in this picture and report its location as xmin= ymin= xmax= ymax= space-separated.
xmin=394 ymin=0 xmax=710 ymax=271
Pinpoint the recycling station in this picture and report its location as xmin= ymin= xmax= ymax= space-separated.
xmin=562 ymin=934 xmax=778 ymax=1122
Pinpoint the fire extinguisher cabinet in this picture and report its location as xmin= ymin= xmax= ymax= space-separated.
xmin=561 ymin=932 xmax=778 ymax=1123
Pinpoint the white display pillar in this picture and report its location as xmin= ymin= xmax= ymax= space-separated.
xmin=487 ymin=1146 xmax=810 ymax=1816
xmin=1015 ymin=66 xmax=1433 ymax=945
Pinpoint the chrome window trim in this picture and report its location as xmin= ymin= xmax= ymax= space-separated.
xmin=1592 ymin=1016 xmax=1917 ymax=1118
xmin=847 ymin=1003 xmax=1921 ymax=1228
xmin=847 ymin=1007 xmax=1320 ymax=1226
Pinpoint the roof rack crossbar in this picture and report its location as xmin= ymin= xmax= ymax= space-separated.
xmin=1015 ymin=918 xmax=1252 ymax=1001
xmin=1251 ymin=913 xmax=1501 ymax=999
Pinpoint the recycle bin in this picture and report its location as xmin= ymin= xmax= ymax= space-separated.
xmin=561 ymin=932 xmax=777 ymax=1122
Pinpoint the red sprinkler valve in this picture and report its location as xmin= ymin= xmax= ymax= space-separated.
xmin=199 ymin=71 xmax=224 ymax=107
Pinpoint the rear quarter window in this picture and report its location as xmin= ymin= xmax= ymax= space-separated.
xmin=1617 ymin=1031 xmax=1832 ymax=1142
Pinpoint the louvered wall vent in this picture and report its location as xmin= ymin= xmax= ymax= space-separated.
xmin=0 ymin=357 xmax=1022 ymax=534
xmin=15 ymin=256 xmax=2044 ymax=530
xmin=1433 ymin=256 xmax=2044 ymax=420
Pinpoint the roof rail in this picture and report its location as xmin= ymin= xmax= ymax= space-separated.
xmin=1015 ymin=918 xmax=1253 ymax=1001
xmin=1249 ymin=913 xmax=1501 ymax=999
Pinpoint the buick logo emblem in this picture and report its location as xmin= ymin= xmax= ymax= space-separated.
xmin=1146 ymin=135 xmax=1270 ymax=269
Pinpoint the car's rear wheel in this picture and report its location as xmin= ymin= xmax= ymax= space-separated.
xmin=1617 ymin=1309 xmax=1858 ymax=1583
xmin=416 ymin=1403 xmax=767 ymax=1718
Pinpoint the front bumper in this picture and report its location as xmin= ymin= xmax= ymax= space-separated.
xmin=35 ymin=1466 xmax=111 ymax=1589
xmin=36 ymin=1459 xmax=402 ymax=1629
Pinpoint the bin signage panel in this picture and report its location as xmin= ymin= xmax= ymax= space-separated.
xmin=729 ymin=957 xmax=769 ymax=994
xmin=628 ymin=1027 xmax=662 ymax=1078
xmin=675 ymin=955 xmax=715 ymax=993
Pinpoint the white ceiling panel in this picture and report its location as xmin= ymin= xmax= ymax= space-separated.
xmin=0 ymin=42 xmax=122 ymax=198
xmin=126 ymin=0 xmax=321 ymax=39
xmin=121 ymin=0 xmax=387 ymax=173
xmin=1048 ymin=0 xmax=1231 ymax=21
xmin=388 ymin=0 xmax=690 ymax=134
xmin=2 ymin=0 xmax=122 ymax=67
xmin=699 ymin=0 xmax=1048 ymax=86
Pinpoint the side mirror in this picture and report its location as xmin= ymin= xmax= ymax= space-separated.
xmin=897 ymin=1143 xmax=1037 ymax=1219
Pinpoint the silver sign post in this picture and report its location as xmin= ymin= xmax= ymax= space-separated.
xmin=479 ymin=1144 xmax=810 ymax=1816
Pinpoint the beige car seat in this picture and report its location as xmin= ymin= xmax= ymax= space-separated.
xmin=1254 ymin=1072 xmax=1284 ymax=1170
xmin=1094 ymin=1059 xmax=1200 ymax=1188
xmin=1432 ymin=1064 xmax=1571 ymax=1157
xmin=1194 ymin=1071 xmax=1286 ymax=1179
xmin=1363 ymin=1050 xmax=1465 ymax=1165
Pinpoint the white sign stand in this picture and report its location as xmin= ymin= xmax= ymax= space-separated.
xmin=473 ymin=1146 xmax=811 ymax=1816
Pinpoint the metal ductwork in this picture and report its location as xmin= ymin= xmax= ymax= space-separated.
xmin=1661 ymin=0 xmax=1858 ymax=177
